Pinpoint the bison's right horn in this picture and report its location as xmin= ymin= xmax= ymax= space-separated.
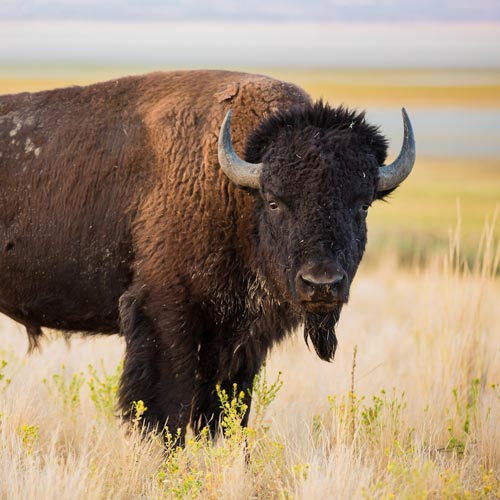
xmin=218 ymin=110 xmax=263 ymax=189
xmin=377 ymin=108 xmax=416 ymax=192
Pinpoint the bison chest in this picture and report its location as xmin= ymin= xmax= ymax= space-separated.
xmin=198 ymin=279 xmax=298 ymax=380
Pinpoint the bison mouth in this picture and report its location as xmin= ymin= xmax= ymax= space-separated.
xmin=301 ymin=300 xmax=341 ymax=314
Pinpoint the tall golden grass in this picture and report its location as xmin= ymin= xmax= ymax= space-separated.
xmin=0 ymin=215 xmax=498 ymax=499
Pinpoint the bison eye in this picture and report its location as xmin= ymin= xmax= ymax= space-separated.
xmin=268 ymin=200 xmax=280 ymax=211
xmin=360 ymin=203 xmax=371 ymax=213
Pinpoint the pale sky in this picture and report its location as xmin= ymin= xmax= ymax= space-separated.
xmin=1 ymin=0 xmax=499 ymax=22
xmin=1 ymin=21 xmax=499 ymax=68
xmin=1 ymin=1 xmax=499 ymax=68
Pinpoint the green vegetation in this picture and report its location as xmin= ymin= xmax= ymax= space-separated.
xmin=88 ymin=360 xmax=122 ymax=420
xmin=0 ymin=360 xmax=11 ymax=392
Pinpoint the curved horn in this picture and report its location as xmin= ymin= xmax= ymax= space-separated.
xmin=218 ymin=110 xmax=263 ymax=189
xmin=377 ymin=108 xmax=416 ymax=192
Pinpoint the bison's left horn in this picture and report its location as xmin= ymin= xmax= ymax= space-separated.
xmin=218 ymin=110 xmax=263 ymax=189
xmin=377 ymin=108 xmax=416 ymax=192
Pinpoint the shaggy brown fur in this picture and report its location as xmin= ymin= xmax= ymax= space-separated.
xmin=0 ymin=70 xmax=396 ymax=440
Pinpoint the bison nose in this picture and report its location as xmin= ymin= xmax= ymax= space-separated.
xmin=300 ymin=271 xmax=345 ymax=289
xmin=296 ymin=264 xmax=348 ymax=305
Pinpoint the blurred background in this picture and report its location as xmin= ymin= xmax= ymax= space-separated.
xmin=1 ymin=0 xmax=499 ymax=265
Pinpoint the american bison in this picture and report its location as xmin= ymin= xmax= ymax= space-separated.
xmin=0 ymin=70 xmax=415 ymax=440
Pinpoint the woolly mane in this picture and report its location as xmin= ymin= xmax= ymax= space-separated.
xmin=245 ymin=101 xmax=388 ymax=166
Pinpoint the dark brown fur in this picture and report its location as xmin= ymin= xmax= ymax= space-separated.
xmin=1 ymin=70 xmax=396 ymax=441
xmin=0 ymin=71 xmax=312 ymax=437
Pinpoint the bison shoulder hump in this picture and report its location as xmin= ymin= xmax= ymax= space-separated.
xmin=228 ymin=75 xmax=311 ymax=113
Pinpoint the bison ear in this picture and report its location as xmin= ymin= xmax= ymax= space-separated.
xmin=218 ymin=110 xmax=263 ymax=189
xmin=375 ymin=185 xmax=398 ymax=201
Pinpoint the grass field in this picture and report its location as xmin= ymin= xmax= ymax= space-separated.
xmin=1 ymin=67 xmax=499 ymax=498
xmin=366 ymin=157 xmax=500 ymax=266
xmin=2 ymin=66 xmax=500 ymax=108
xmin=0 ymin=233 xmax=498 ymax=499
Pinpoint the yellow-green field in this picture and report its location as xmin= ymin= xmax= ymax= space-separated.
xmin=1 ymin=67 xmax=499 ymax=499
xmin=2 ymin=67 xmax=500 ymax=108
xmin=367 ymin=157 xmax=500 ymax=265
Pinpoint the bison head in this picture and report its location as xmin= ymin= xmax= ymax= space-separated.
xmin=218 ymin=102 xmax=415 ymax=361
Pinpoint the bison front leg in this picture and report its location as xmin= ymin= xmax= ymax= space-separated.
xmin=219 ymin=368 xmax=258 ymax=431
xmin=118 ymin=288 xmax=198 ymax=444
xmin=192 ymin=341 xmax=265 ymax=438
xmin=191 ymin=370 xmax=258 ymax=438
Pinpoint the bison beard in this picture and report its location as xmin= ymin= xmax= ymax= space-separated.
xmin=303 ymin=310 xmax=340 ymax=362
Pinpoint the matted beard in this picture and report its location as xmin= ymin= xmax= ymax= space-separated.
xmin=303 ymin=309 xmax=341 ymax=362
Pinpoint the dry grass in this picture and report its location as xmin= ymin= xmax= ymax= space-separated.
xmin=1 ymin=66 xmax=499 ymax=497
xmin=269 ymin=68 xmax=500 ymax=109
xmin=0 ymin=223 xmax=499 ymax=499
xmin=0 ymin=77 xmax=100 ymax=95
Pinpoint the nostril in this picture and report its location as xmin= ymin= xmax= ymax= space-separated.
xmin=298 ymin=273 xmax=317 ymax=297
xmin=296 ymin=264 xmax=349 ymax=303
xmin=299 ymin=272 xmax=347 ymax=291
xmin=299 ymin=272 xmax=317 ymax=287
xmin=330 ymin=273 xmax=345 ymax=287
xmin=300 ymin=271 xmax=345 ymax=288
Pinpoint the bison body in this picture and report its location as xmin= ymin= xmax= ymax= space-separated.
xmin=0 ymin=70 xmax=414 ymax=438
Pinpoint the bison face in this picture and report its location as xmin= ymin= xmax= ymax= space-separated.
xmin=256 ymin=143 xmax=376 ymax=360
xmin=256 ymin=137 xmax=377 ymax=314
xmin=218 ymin=103 xmax=415 ymax=361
